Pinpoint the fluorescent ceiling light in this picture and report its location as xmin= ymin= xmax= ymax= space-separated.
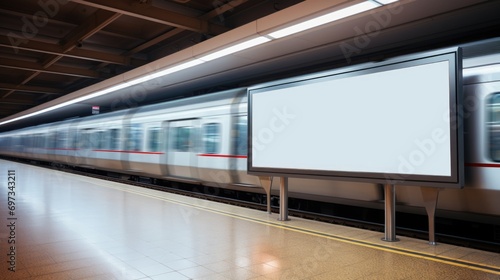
xmin=149 ymin=59 xmax=205 ymax=78
xmin=199 ymin=36 xmax=271 ymax=61
xmin=0 ymin=59 xmax=207 ymax=126
xmin=0 ymin=106 xmax=60 ymax=125
xmin=267 ymin=1 xmax=381 ymax=39
xmin=375 ymin=0 xmax=399 ymax=4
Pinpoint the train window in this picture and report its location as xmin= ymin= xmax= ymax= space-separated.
xmin=89 ymin=133 xmax=97 ymax=149
xmin=100 ymin=131 xmax=106 ymax=149
xmin=0 ymin=137 xmax=7 ymax=150
xmin=148 ymin=127 xmax=161 ymax=152
xmin=55 ymin=132 xmax=60 ymax=149
xmin=13 ymin=136 xmax=20 ymax=151
xmin=74 ymin=131 xmax=81 ymax=149
xmin=41 ymin=133 xmax=50 ymax=149
xmin=68 ymin=130 xmax=76 ymax=149
xmin=0 ymin=137 xmax=5 ymax=150
xmin=203 ymin=123 xmax=220 ymax=154
xmin=489 ymin=93 xmax=500 ymax=161
xmin=47 ymin=133 xmax=56 ymax=149
xmin=110 ymin=129 xmax=120 ymax=150
xmin=57 ymin=131 xmax=68 ymax=149
xmin=92 ymin=132 xmax=98 ymax=149
xmin=125 ymin=124 xmax=142 ymax=151
xmin=4 ymin=137 xmax=12 ymax=150
xmin=93 ymin=131 xmax=106 ymax=150
xmin=40 ymin=134 xmax=47 ymax=148
xmin=174 ymin=127 xmax=192 ymax=152
xmin=102 ymin=130 xmax=111 ymax=150
xmin=35 ymin=135 xmax=40 ymax=148
xmin=33 ymin=134 xmax=40 ymax=148
xmin=233 ymin=117 xmax=247 ymax=156
xmin=81 ymin=132 xmax=91 ymax=149
xmin=21 ymin=135 xmax=30 ymax=148
xmin=27 ymin=135 xmax=34 ymax=148
xmin=43 ymin=134 xmax=49 ymax=148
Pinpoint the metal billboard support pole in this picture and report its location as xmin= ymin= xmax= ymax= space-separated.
xmin=421 ymin=186 xmax=440 ymax=245
xmin=279 ymin=177 xmax=289 ymax=221
xmin=382 ymin=184 xmax=399 ymax=242
xmin=259 ymin=176 xmax=273 ymax=214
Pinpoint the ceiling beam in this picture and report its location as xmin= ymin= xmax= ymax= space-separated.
xmin=1 ymin=8 xmax=119 ymax=99
xmin=40 ymin=9 xmax=122 ymax=68
xmin=0 ymin=37 xmax=131 ymax=65
xmin=0 ymin=97 xmax=38 ymax=106
xmin=70 ymin=0 xmax=227 ymax=34
xmin=127 ymin=28 xmax=184 ymax=55
xmin=0 ymin=58 xmax=101 ymax=78
xmin=0 ymin=83 xmax=65 ymax=95
xmin=123 ymin=0 xmax=249 ymax=57
xmin=61 ymin=10 xmax=121 ymax=51
xmin=200 ymin=0 xmax=249 ymax=20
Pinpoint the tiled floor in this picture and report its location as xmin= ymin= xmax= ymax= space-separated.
xmin=1 ymin=159 xmax=499 ymax=279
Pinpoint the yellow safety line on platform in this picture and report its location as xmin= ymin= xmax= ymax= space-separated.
xmin=90 ymin=179 xmax=500 ymax=276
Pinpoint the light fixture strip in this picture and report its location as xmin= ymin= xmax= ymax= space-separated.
xmin=372 ymin=0 xmax=399 ymax=5
xmin=267 ymin=1 xmax=381 ymax=39
xmin=198 ymin=36 xmax=272 ymax=62
xmin=0 ymin=60 xmax=208 ymax=126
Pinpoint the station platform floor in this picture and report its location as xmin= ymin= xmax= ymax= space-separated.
xmin=1 ymin=159 xmax=499 ymax=280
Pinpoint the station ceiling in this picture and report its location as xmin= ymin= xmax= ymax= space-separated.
xmin=1 ymin=0 xmax=500 ymax=132
xmin=0 ymin=0 xmax=302 ymax=122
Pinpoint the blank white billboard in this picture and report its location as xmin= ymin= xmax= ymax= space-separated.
xmin=248 ymin=49 xmax=463 ymax=188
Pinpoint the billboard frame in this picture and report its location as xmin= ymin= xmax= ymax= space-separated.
xmin=248 ymin=48 xmax=463 ymax=188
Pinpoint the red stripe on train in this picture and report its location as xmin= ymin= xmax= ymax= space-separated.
xmin=197 ymin=154 xmax=247 ymax=158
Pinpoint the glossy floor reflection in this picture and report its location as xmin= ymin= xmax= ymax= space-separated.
xmin=0 ymin=159 xmax=499 ymax=279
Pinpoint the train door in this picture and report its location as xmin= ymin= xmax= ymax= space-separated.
xmin=76 ymin=128 xmax=94 ymax=167
xmin=166 ymin=119 xmax=200 ymax=179
xmin=66 ymin=119 xmax=81 ymax=166
xmin=46 ymin=131 xmax=57 ymax=162
xmin=198 ymin=117 xmax=231 ymax=185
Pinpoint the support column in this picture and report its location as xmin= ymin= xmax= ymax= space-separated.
xmin=258 ymin=176 xmax=273 ymax=214
xmin=279 ymin=177 xmax=289 ymax=221
xmin=421 ymin=187 xmax=440 ymax=245
xmin=382 ymin=184 xmax=399 ymax=242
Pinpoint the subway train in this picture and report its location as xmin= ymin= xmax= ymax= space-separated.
xmin=1 ymin=43 xmax=500 ymax=228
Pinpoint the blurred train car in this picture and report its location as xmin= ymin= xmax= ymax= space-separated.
xmin=1 ymin=42 xmax=500 ymax=227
